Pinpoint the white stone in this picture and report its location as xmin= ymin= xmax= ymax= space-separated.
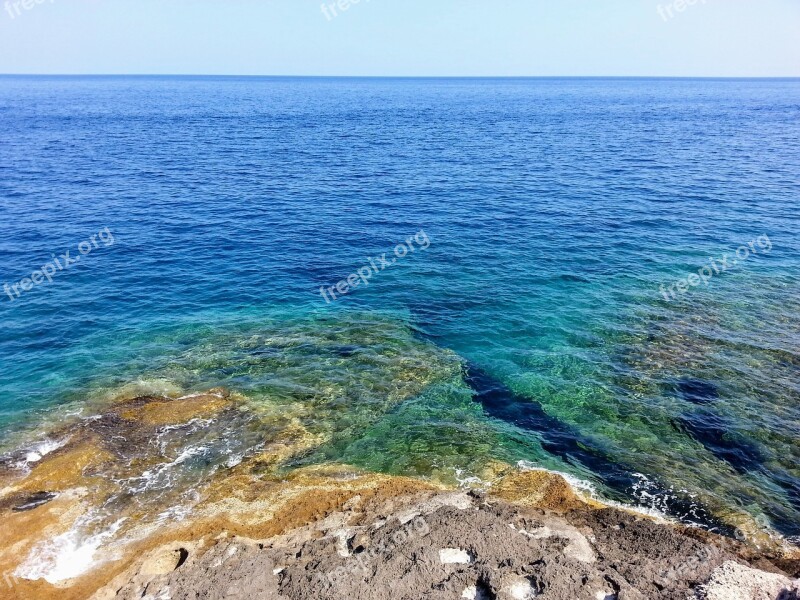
xmin=693 ymin=561 xmax=800 ymax=600
xmin=517 ymin=522 xmax=596 ymax=564
xmin=397 ymin=492 xmax=473 ymax=524
xmin=462 ymin=584 xmax=492 ymax=600
xmin=508 ymin=579 xmax=538 ymax=599
xmin=439 ymin=548 xmax=472 ymax=564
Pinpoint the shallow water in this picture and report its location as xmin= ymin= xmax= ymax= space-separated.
xmin=0 ymin=77 xmax=798 ymax=546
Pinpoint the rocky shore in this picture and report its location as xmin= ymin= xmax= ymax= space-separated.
xmin=5 ymin=468 xmax=795 ymax=600
xmin=93 ymin=477 xmax=799 ymax=600
xmin=1 ymin=391 xmax=798 ymax=600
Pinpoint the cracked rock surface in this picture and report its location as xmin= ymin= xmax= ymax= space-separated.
xmin=105 ymin=491 xmax=799 ymax=600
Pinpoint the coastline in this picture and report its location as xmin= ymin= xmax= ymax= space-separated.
xmin=0 ymin=390 xmax=798 ymax=599
xmin=3 ymin=466 xmax=799 ymax=600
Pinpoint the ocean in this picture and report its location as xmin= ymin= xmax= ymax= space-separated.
xmin=1 ymin=77 xmax=798 ymax=558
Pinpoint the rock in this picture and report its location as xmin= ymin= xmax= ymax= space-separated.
xmin=10 ymin=491 xmax=57 ymax=512
xmin=691 ymin=560 xmax=800 ymax=600
xmin=439 ymin=548 xmax=473 ymax=564
xmin=156 ymin=496 xmax=784 ymax=600
xmin=505 ymin=577 xmax=539 ymax=599
xmin=11 ymin=467 xmax=800 ymax=600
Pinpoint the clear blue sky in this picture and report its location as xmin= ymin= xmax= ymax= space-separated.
xmin=0 ymin=0 xmax=798 ymax=76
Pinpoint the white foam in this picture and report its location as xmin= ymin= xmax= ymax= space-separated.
xmin=153 ymin=419 xmax=214 ymax=455
xmin=122 ymin=444 xmax=211 ymax=494
xmin=155 ymin=496 xmax=197 ymax=524
xmin=516 ymin=461 xmax=599 ymax=497
xmin=157 ymin=418 xmax=214 ymax=435
xmin=453 ymin=468 xmax=488 ymax=490
xmin=16 ymin=515 xmax=126 ymax=584
xmin=516 ymin=461 xmax=670 ymax=522
xmin=177 ymin=391 xmax=225 ymax=400
xmin=172 ymin=445 xmax=210 ymax=465
xmin=13 ymin=437 xmax=71 ymax=471
xmin=225 ymin=454 xmax=243 ymax=468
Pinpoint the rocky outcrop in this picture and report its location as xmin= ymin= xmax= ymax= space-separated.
xmin=1 ymin=388 xmax=796 ymax=600
xmin=95 ymin=486 xmax=799 ymax=600
xmin=691 ymin=562 xmax=800 ymax=600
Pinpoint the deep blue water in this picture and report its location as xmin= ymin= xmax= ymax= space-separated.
xmin=1 ymin=76 xmax=799 ymax=539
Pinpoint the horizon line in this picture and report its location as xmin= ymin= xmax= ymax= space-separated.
xmin=1 ymin=74 xmax=800 ymax=80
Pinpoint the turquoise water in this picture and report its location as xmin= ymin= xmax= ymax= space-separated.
xmin=0 ymin=76 xmax=798 ymax=539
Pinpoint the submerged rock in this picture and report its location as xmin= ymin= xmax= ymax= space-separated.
xmin=0 ymin=490 xmax=58 ymax=513
xmin=11 ymin=491 xmax=57 ymax=512
xmin=676 ymin=378 xmax=720 ymax=405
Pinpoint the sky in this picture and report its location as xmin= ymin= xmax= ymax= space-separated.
xmin=0 ymin=0 xmax=798 ymax=76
